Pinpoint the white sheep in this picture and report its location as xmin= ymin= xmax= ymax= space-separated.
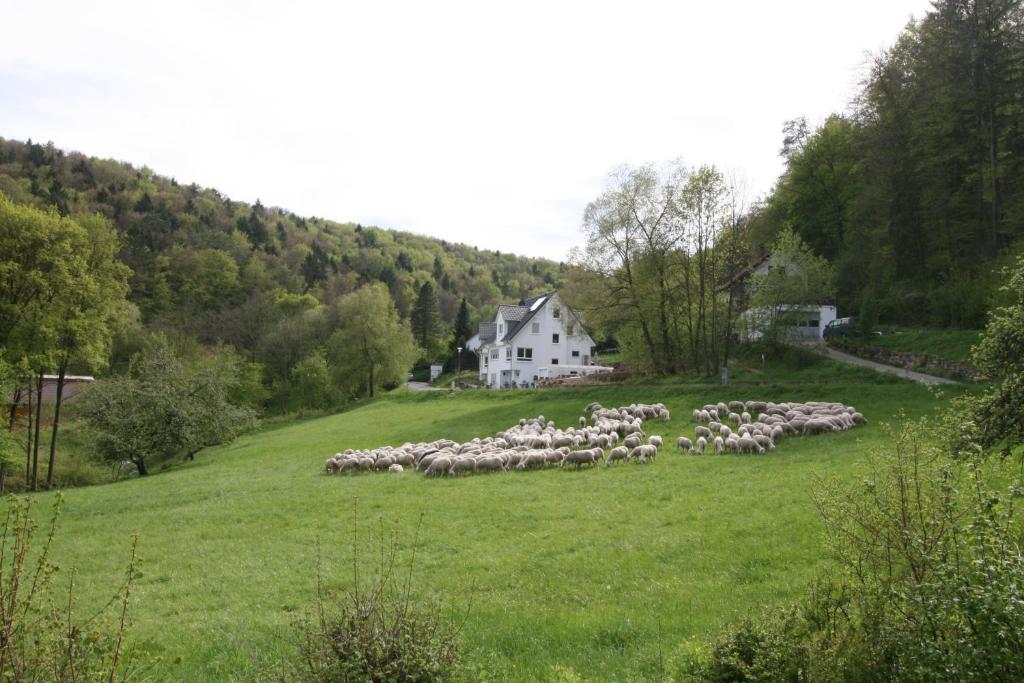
xmin=694 ymin=436 xmax=707 ymax=454
xmin=648 ymin=435 xmax=663 ymax=448
xmin=676 ymin=436 xmax=692 ymax=451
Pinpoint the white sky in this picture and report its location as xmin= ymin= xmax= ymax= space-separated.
xmin=1 ymin=0 xmax=932 ymax=260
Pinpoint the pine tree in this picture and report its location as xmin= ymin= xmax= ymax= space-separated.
xmin=410 ymin=282 xmax=444 ymax=359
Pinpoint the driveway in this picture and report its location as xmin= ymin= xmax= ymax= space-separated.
xmin=406 ymin=381 xmax=440 ymax=391
xmin=814 ymin=346 xmax=958 ymax=385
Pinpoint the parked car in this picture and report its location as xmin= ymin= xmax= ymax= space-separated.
xmin=823 ymin=316 xmax=859 ymax=339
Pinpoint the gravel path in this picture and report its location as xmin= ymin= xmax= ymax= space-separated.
xmin=815 ymin=346 xmax=958 ymax=385
xmin=405 ymin=381 xmax=440 ymax=391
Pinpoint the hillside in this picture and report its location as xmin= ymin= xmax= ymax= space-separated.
xmin=0 ymin=137 xmax=562 ymax=343
xmin=41 ymin=377 xmax=960 ymax=680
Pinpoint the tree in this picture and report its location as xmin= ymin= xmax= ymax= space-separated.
xmin=951 ymin=255 xmax=1024 ymax=451
xmin=78 ymin=338 xmax=255 ymax=476
xmin=0 ymin=197 xmax=130 ymax=488
xmin=44 ymin=213 xmax=131 ymax=486
xmin=410 ymin=281 xmax=445 ymax=361
xmin=449 ymin=297 xmax=474 ymax=370
xmin=326 ymin=284 xmax=419 ymax=398
xmin=747 ymin=228 xmax=835 ymax=343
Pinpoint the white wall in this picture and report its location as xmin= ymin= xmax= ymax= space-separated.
xmin=478 ymin=293 xmax=596 ymax=388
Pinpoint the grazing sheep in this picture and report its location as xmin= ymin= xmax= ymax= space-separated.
xmin=695 ymin=426 xmax=712 ymax=439
xmin=714 ymin=436 xmax=724 ymax=454
xmin=607 ymin=446 xmax=629 ymax=465
xmin=676 ymin=436 xmax=693 ymax=451
xmin=622 ymin=434 xmax=642 ymax=450
xmin=709 ymin=421 xmax=722 ymax=433
xmin=694 ymin=437 xmax=707 ymax=454
xmin=388 ymin=464 xmax=404 ymax=473
xmin=728 ymin=412 xmax=741 ymax=424
xmin=741 ymin=411 xmax=752 ymax=424
xmin=648 ymin=435 xmax=663 ymax=448
xmin=719 ymin=425 xmax=732 ymax=439
xmin=728 ymin=400 xmax=745 ymax=411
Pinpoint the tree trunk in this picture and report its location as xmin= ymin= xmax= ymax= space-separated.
xmin=0 ymin=464 xmax=6 ymax=495
xmin=31 ymin=371 xmax=43 ymax=491
xmin=135 ymin=459 xmax=148 ymax=476
xmin=45 ymin=358 xmax=68 ymax=488
xmin=24 ymin=379 xmax=33 ymax=481
xmin=7 ymin=387 xmax=20 ymax=431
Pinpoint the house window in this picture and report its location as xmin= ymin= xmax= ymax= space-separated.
xmin=516 ymin=347 xmax=533 ymax=361
xmin=552 ymin=333 xmax=560 ymax=344
xmin=809 ymin=319 xmax=819 ymax=328
xmin=506 ymin=347 xmax=512 ymax=360
xmin=552 ymin=307 xmax=561 ymax=319
xmin=571 ymin=350 xmax=580 ymax=358
xmin=498 ymin=323 xmax=504 ymax=334
xmin=551 ymin=358 xmax=559 ymax=365
xmin=490 ymin=349 xmax=499 ymax=360
xmin=531 ymin=322 xmax=540 ymax=333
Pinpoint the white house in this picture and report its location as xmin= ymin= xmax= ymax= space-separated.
xmin=471 ymin=292 xmax=608 ymax=389
xmin=725 ymin=254 xmax=836 ymax=343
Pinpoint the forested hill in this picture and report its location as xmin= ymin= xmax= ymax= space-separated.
xmin=746 ymin=0 xmax=1024 ymax=329
xmin=0 ymin=137 xmax=561 ymax=336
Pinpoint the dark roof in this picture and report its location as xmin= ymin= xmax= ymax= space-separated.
xmin=497 ymin=304 xmax=529 ymax=322
xmin=502 ymin=291 xmax=554 ymax=342
xmin=477 ymin=322 xmax=497 ymax=344
xmin=717 ymin=253 xmax=770 ymax=293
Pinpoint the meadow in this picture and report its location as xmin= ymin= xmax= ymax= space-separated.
xmin=42 ymin=373 xmax=961 ymax=680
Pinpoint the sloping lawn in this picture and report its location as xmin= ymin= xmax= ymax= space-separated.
xmin=43 ymin=381 xmax=956 ymax=680
xmin=871 ymin=327 xmax=982 ymax=363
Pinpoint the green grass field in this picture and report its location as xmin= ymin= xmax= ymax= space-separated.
xmin=870 ymin=326 xmax=982 ymax=363
xmin=39 ymin=378 xmax=962 ymax=680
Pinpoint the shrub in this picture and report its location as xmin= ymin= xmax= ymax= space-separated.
xmin=282 ymin=512 xmax=468 ymax=682
xmin=698 ymin=418 xmax=1024 ymax=682
xmin=0 ymin=495 xmax=140 ymax=680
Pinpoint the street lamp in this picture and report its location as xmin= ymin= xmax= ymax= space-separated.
xmin=457 ymin=347 xmax=463 ymax=373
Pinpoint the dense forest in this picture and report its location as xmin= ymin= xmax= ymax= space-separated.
xmin=0 ymin=136 xmax=562 ymax=391
xmin=747 ymin=0 xmax=1024 ymax=328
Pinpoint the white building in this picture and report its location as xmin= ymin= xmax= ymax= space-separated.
xmin=725 ymin=254 xmax=837 ymax=342
xmin=469 ymin=292 xmax=608 ymax=389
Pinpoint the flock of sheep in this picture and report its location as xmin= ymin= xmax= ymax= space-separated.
xmin=323 ymin=402 xmax=671 ymax=477
xmin=680 ymin=399 xmax=867 ymax=455
xmin=323 ymin=399 xmax=867 ymax=477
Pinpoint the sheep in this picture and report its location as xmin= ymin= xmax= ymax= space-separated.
xmin=628 ymin=445 xmax=657 ymax=462
xmin=476 ymin=456 xmax=505 ymax=472
xmin=607 ymin=446 xmax=629 ymax=465
xmin=695 ymin=426 xmax=712 ymax=439
xmin=648 ymin=435 xmax=663 ymax=448
xmin=728 ymin=412 xmax=741 ymax=424
xmin=737 ymin=435 xmax=762 ymax=454
xmin=622 ymin=434 xmax=642 ymax=450
xmin=425 ymin=457 xmax=453 ymax=477
xmin=740 ymin=411 xmax=752 ymax=424
xmin=719 ymin=425 xmax=732 ymax=439
xmin=753 ymin=434 xmax=775 ymax=451
xmin=714 ymin=436 xmax=724 ymax=454
xmin=709 ymin=421 xmax=723 ymax=433
xmin=579 ymin=416 xmax=587 ymax=428
xmin=388 ymin=463 xmax=404 ymax=473
xmin=694 ymin=437 xmax=707 ymax=454
xmin=676 ymin=436 xmax=693 ymax=451
xmin=852 ymin=412 xmax=868 ymax=425
xmin=728 ymin=400 xmax=745 ymax=411
xmin=563 ymin=448 xmax=602 ymax=468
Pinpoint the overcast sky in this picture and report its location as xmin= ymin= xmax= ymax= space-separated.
xmin=1 ymin=0 xmax=933 ymax=260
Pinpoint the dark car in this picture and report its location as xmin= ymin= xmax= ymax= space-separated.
xmin=823 ymin=316 xmax=859 ymax=340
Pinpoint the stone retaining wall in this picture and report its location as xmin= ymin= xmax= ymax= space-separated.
xmin=828 ymin=339 xmax=982 ymax=381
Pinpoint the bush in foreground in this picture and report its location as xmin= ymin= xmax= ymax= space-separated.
xmin=692 ymin=419 xmax=1024 ymax=682
xmin=279 ymin=513 xmax=468 ymax=682
xmin=0 ymin=495 xmax=140 ymax=681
